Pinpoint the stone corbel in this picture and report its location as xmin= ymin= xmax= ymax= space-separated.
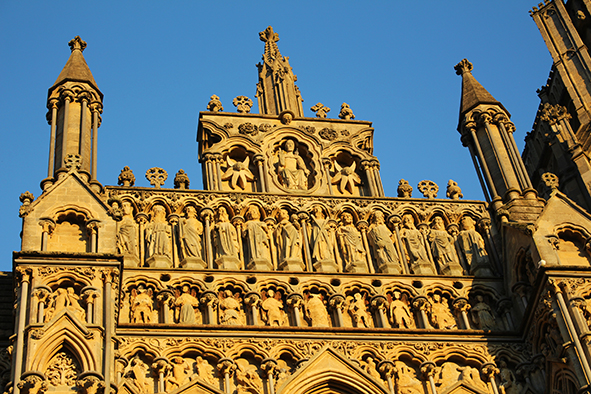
xmin=115 ymin=356 xmax=129 ymax=385
xmin=419 ymin=361 xmax=437 ymax=394
xmin=17 ymin=371 xmax=48 ymax=394
xmin=76 ymin=371 xmax=105 ymax=394
xmin=253 ymin=154 xmax=267 ymax=192
xmin=377 ymin=360 xmax=395 ymax=394
xmin=286 ymin=293 xmax=304 ymax=327
xmin=244 ymin=292 xmax=261 ymax=325
xmin=370 ymin=295 xmax=389 ymax=328
xmin=328 ymin=294 xmax=346 ymax=327
xmin=216 ymin=358 xmax=236 ymax=394
xmin=480 ymin=363 xmax=500 ymax=394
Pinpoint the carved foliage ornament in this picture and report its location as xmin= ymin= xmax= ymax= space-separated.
xmin=539 ymin=103 xmax=571 ymax=126
xmin=338 ymin=103 xmax=355 ymax=120
xmin=418 ymin=180 xmax=439 ymax=199
xmin=174 ymin=169 xmax=190 ymax=189
xmin=118 ymin=166 xmax=135 ymax=187
xmin=145 ymin=167 xmax=168 ymax=188
xmin=46 ymin=352 xmax=79 ymax=386
xmin=311 ymin=103 xmax=330 ymax=118
xmin=541 ymin=172 xmax=559 ymax=192
xmin=64 ymin=154 xmax=82 ymax=172
xmin=207 ymin=95 xmax=224 ymax=112
xmin=238 ymin=123 xmax=258 ymax=136
xmin=233 ymin=96 xmax=253 ymax=113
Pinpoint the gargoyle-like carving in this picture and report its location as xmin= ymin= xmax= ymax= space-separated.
xmin=118 ymin=166 xmax=135 ymax=187
xmin=311 ymin=103 xmax=330 ymax=118
xmin=207 ymin=95 xmax=223 ymax=112
xmin=397 ymin=179 xmax=413 ymax=197
xmin=539 ymin=102 xmax=572 ymax=125
xmin=338 ymin=103 xmax=355 ymax=120
xmin=332 ymin=162 xmax=361 ymax=194
xmin=233 ymin=96 xmax=253 ymax=113
xmin=173 ymin=169 xmax=190 ymax=189
xmin=19 ymin=191 xmax=34 ymax=217
xmin=446 ymin=180 xmax=463 ymax=200
xmin=145 ymin=167 xmax=168 ymax=188
xmin=222 ymin=156 xmax=255 ymax=190
xmin=418 ymin=180 xmax=438 ymax=199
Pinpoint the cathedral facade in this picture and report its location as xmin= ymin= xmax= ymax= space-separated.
xmin=6 ymin=1 xmax=591 ymax=393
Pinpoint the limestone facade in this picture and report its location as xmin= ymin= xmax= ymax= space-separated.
xmin=7 ymin=5 xmax=591 ymax=394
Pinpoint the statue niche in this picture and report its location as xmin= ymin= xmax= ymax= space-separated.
xmin=243 ymin=206 xmax=272 ymax=271
xmin=330 ymin=151 xmax=363 ymax=196
xmin=221 ymin=147 xmax=256 ymax=191
xmin=47 ymin=211 xmax=89 ymax=253
xmin=145 ymin=205 xmax=172 ymax=268
xmin=274 ymin=139 xmax=313 ymax=192
xmin=178 ymin=206 xmax=206 ymax=269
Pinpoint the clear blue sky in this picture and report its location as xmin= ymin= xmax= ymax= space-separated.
xmin=0 ymin=1 xmax=552 ymax=271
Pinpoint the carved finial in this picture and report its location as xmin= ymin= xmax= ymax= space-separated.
xmin=418 ymin=180 xmax=439 ymax=199
xmin=174 ymin=169 xmax=190 ymax=189
xmin=446 ymin=179 xmax=463 ymax=200
xmin=68 ymin=36 xmax=87 ymax=53
xmin=207 ymin=95 xmax=223 ymax=112
xmin=454 ymin=59 xmax=473 ymax=76
xmin=311 ymin=103 xmax=330 ymax=118
xmin=260 ymin=26 xmax=279 ymax=43
xmin=338 ymin=103 xmax=355 ymax=120
xmin=64 ymin=154 xmax=82 ymax=172
xmin=118 ymin=166 xmax=135 ymax=187
xmin=542 ymin=172 xmax=559 ymax=193
xmin=145 ymin=167 xmax=168 ymax=188
xmin=397 ymin=179 xmax=413 ymax=198
xmin=19 ymin=191 xmax=34 ymax=217
xmin=233 ymin=96 xmax=253 ymax=113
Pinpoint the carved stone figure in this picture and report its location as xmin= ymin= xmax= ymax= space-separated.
xmin=212 ymin=206 xmax=241 ymax=269
xmin=179 ymin=206 xmax=205 ymax=268
xmin=145 ymin=205 xmax=172 ymax=268
xmin=207 ymin=94 xmax=223 ymax=112
xmin=367 ymin=211 xmax=402 ymax=274
xmin=400 ymin=214 xmax=435 ymax=275
xmin=389 ymin=291 xmax=414 ymax=328
xmin=428 ymin=294 xmax=456 ymax=329
xmin=275 ymin=209 xmax=304 ymax=271
xmin=166 ymin=357 xmax=191 ymax=391
xmin=332 ymin=161 xmax=361 ymax=194
xmin=348 ymin=293 xmax=372 ymax=328
xmin=261 ymin=290 xmax=288 ymax=326
xmin=446 ymin=179 xmax=463 ymax=200
xmin=436 ymin=362 xmax=461 ymax=391
xmin=458 ymin=216 xmax=494 ymax=277
xmin=397 ymin=179 xmax=413 ymax=198
xmin=393 ymin=361 xmax=422 ymax=394
xmin=309 ymin=206 xmax=337 ymax=272
xmin=174 ymin=285 xmax=200 ymax=324
xmin=471 ymin=295 xmax=497 ymax=331
xmin=243 ymin=206 xmax=272 ymax=270
xmin=498 ymin=360 xmax=523 ymax=394
xmin=195 ymin=357 xmax=218 ymax=386
xmin=219 ymin=290 xmax=245 ymax=325
xmin=128 ymin=357 xmax=151 ymax=394
xmin=305 ymin=293 xmax=329 ymax=327
xmin=130 ymin=285 xmax=154 ymax=324
xmin=45 ymin=287 xmax=85 ymax=322
xmin=338 ymin=102 xmax=355 ymax=120
xmin=117 ymin=201 xmax=139 ymax=267
xmin=428 ymin=217 xmax=463 ymax=275
xmin=235 ymin=358 xmax=263 ymax=394
xmin=222 ymin=156 xmax=255 ymax=190
xmin=277 ymin=139 xmax=309 ymax=190
xmin=337 ymin=212 xmax=367 ymax=273
xmin=362 ymin=357 xmax=381 ymax=380
xmin=457 ymin=366 xmax=487 ymax=391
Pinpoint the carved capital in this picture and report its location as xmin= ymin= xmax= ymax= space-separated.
xmin=540 ymin=103 xmax=571 ymax=126
xmin=86 ymin=220 xmax=100 ymax=236
xmin=231 ymin=215 xmax=245 ymax=227
xmin=411 ymin=296 xmax=430 ymax=312
xmin=15 ymin=266 xmax=32 ymax=284
xmin=387 ymin=214 xmax=402 ymax=228
xmin=216 ymin=358 xmax=236 ymax=376
xmin=59 ymin=88 xmax=75 ymax=102
xmin=480 ymin=363 xmax=499 ymax=383
xmin=260 ymin=358 xmax=278 ymax=378
xmin=377 ymin=360 xmax=395 ymax=379
xmin=135 ymin=212 xmax=149 ymax=225
xmin=243 ymin=292 xmax=261 ymax=307
xmin=477 ymin=112 xmax=492 ymax=126
xmin=253 ymin=154 xmax=265 ymax=165
xmin=157 ymin=289 xmax=175 ymax=306
xmin=297 ymin=211 xmax=310 ymax=222
xmin=17 ymin=372 xmax=48 ymax=394
xmin=151 ymin=357 xmax=171 ymax=376
xmin=370 ymin=295 xmax=388 ymax=311
xmin=420 ymin=361 xmax=437 ymax=380
xmin=32 ymin=286 xmax=51 ymax=305
xmin=570 ymin=297 xmax=587 ymax=312
xmin=328 ymin=294 xmax=346 ymax=311
xmin=90 ymin=101 xmax=103 ymax=114
xmin=452 ymin=297 xmax=471 ymax=313
xmin=76 ymin=372 xmax=105 ymax=394
xmin=200 ymin=291 xmax=218 ymax=308
xmin=286 ymin=293 xmax=304 ymax=309
xmin=47 ymin=98 xmax=60 ymax=111
xmin=356 ymin=220 xmax=369 ymax=232
xmin=496 ymin=298 xmax=513 ymax=315
xmin=100 ymin=268 xmax=119 ymax=284
xmin=38 ymin=218 xmax=56 ymax=235
xmin=81 ymin=287 xmax=100 ymax=304
xmin=200 ymin=207 xmax=214 ymax=222
xmin=167 ymin=213 xmax=180 ymax=226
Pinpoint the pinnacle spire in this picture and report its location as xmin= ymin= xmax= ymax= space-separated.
xmin=455 ymin=59 xmax=506 ymax=119
xmin=52 ymin=36 xmax=100 ymax=94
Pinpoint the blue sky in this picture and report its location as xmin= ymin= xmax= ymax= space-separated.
xmin=0 ymin=1 xmax=552 ymax=271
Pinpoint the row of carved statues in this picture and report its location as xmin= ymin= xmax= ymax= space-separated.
xmin=114 ymin=200 xmax=497 ymax=277
xmin=121 ymin=284 xmax=509 ymax=331
xmin=111 ymin=351 xmax=525 ymax=394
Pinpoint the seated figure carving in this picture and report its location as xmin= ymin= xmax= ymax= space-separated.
xmin=45 ymin=287 xmax=86 ymax=322
xmin=277 ymin=139 xmax=309 ymax=190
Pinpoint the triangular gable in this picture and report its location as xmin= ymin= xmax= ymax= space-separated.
xmin=440 ymin=381 xmax=488 ymax=394
xmin=278 ymin=346 xmax=389 ymax=394
xmin=170 ymin=376 xmax=225 ymax=394
xmin=535 ymin=191 xmax=591 ymax=236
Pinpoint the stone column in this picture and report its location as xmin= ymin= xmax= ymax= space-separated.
xmin=31 ymin=286 xmax=51 ymax=324
xmin=60 ymin=90 xmax=73 ymax=171
xmin=214 ymin=154 xmax=224 ymax=190
xmin=157 ymin=290 xmax=174 ymax=324
xmin=260 ymin=359 xmax=278 ymax=394
xmin=570 ymin=298 xmax=591 ymax=337
xmin=203 ymin=154 xmax=215 ymax=190
xmin=136 ymin=213 xmax=148 ymax=266
xmin=254 ymin=155 xmax=267 ymax=192
xmin=328 ymin=294 xmax=346 ymax=327
xmin=151 ymin=357 xmax=170 ymax=393
xmin=420 ymin=361 xmax=438 ymax=394
xmin=244 ymin=292 xmax=261 ymax=326
xmin=467 ymin=124 xmax=502 ymax=210
xmin=478 ymin=218 xmax=501 ymax=273
xmin=232 ymin=216 xmax=245 ymax=268
xmin=322 ymin=158 xmax=334 ymax=195
xmin=371 ymin=160 xmax=385 ymax=196
xmin=453 ymin=297 xmax=471 ymax=329
xmin=200 ymin=208 xmax=214 ymax=270
xmin=200 ymin=291 xmax=219 ymax=325
xmin=14 ymin=267 xmax=31 ymax=394
xmin=356 ymin=220 xmax=374 ymax=273
xmin=297 ymin=211 xmax=312 ymax=271
xmin=264 ymin=216 xmax=278 ymax=270
xmin=497 ymin=298 xmax=514 ymax=331
xmin=167 ymin=213 xmax=180 ymax=268
xmin=361 ymin=160 xmax=377 ymax=196
xmin=411 ymin=296 xmax=431 ymax=329
xmin=81 ymin=287 xmax=99 ymax=324
xmin=481 ymin=363 xmax=500 ymax=394
xmin=101 ymin=268 xmax=118 ymax=391
xmin=377 ymin=360 xmax=395 ymax=394
xmin=217 ymin=358 xmax=236 ymax=394
xmin=115 ymin=357 xmax=128 ymax=385
xmin=370 ymin=295 xmax=389 ymax=328
xmin=328 ymin=219 xmax=342 ymax=272
xmin=39 ymin=219 xmax=55 ymax=252
xmin=47 ymin=98 xmax=59 ymax=178
xmin=78 ymin=93 xmax=90 ymax=156
xmin=512 ymin=282 xmax=531 ymax=311
xmin=496 ymin=117 xmax=534 ymax=192
xmin=86 ymin=220 xmax=100 ymax=253
xmin=286 ymin=293 xmax=304 ymax=327
xmin=90 ymin=101 xmax=102 ymax=180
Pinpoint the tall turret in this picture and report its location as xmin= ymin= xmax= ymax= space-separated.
xmin=43 ymin=36 xmax=103 ymax=190
xmin=255 ymin=26 xmax=304 ymax=117
xmin=455 ymin=59 xmax=542 ymax=221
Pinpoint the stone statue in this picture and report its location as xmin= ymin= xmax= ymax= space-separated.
xmin=498 ymin=360 xmax=522 ymax=394
xmin=428 ymin=217 xmax=463 ymax=276
xmin=261 ymin=289 xmax=288 ymax=326
xmin=195 ymin=356 xmax=218 ymax=387
xmin=367 ymin=211 xmax=402 ymax=274
xmin=400 ymin=214 xmax=435 ymax=275
xmin=471 ymin=295 xmax=497 ymax=331
xmin=348 ymin=292 xmax=372 ymax=328
xmin=243 ymin=206 xmax=272 ymax=270
xmin=128 ymin=356 xmax=151 ymax=394
xmin=389 ymin=291 xmax=414 ymax=328
xmin=212 ymin=206 xmax=241 ymax=269
xmin=117 ymin=201 xmax=139 ymax=267
xmin=277 ymin=139 xmax=309 ymax=190
xmin=275 ymin=209 xmax=303 ymax=271
xmin=178 ymin=206 xmax=205 ymax=268
xmin=166 ymin=357 xmax=191 ymax=391
xmin=362 ymin=357 xmax=381 ymax=380
xmin=174 ymin=285 xmax=200 ymax=324
xmin=309 ymin=206 xmax=336 ymax=271
xmin=130 ymin=284 xmax=154 ymax=324
xmin=305 ymin=293 xmax=330 ymax=327
xmin=337 ymin=212 xmax=367 ymax=273
xmin=457 ymin=366 xmax=487 ymax=391
xmin=45 ymin=287 xmax=85 ymax=322
xmin=218 ymin=290 xmax=245 ymax=325
xmin=145 ymin=205 xmax=172 ymax=267
xmin=235 ymin=358 xmax=263 ymax=394
xmin=393 ymin=361 xmax=422 ymax=394
xmin=458 ymin=216 xmax=494 ymax=277
xmin=428 ymin=294 xmax=456 ymax=329
xmin=436 ymin=362 xmax=461 ymax=391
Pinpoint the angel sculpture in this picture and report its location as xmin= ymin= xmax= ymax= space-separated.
xmin=261 ymin=289 xmax=288 ymax=326
xmin=221 ymin=156 xmax=255 ymax=190
xmin=130 ymin=284 xmax=154 ymax=323
xmin=174 ymin=285 xmax=200 ymax=324
xmin=218 ymin=289 xmax=246 ymax=325
xmin=235 ymin=358 xmax=263 ymax=394
xmin=331 ymin=161 xmax=361 ymax=194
